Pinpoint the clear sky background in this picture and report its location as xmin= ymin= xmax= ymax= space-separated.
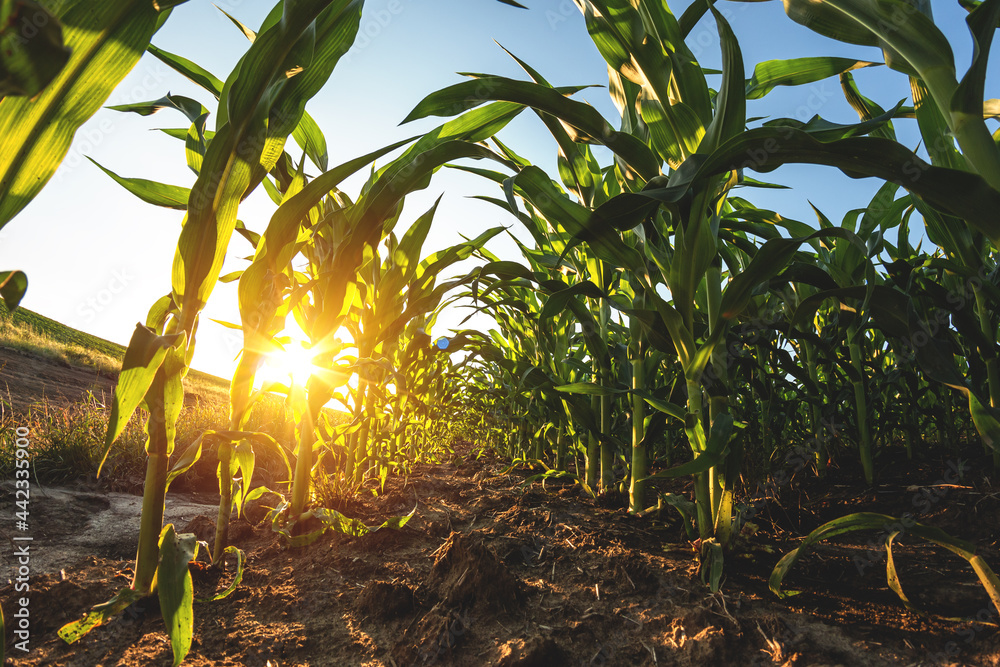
xmin=0 ymin=0 xmax=995 ymax=380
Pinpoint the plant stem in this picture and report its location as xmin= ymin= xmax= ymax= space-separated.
xmin=132 ymin=369 xmax=169 ymax=596
xmin=289 ymin=383 xmax=315 ymax=527
xmin=629 ymin=353 xmax=646 ymax=514
xmin=213 ymin=441 xmax=233 ymax=564
xmin=848 ymin=325 xmax=874 ymax=485
xmin=587 ymin=374 xmax=600 ymax=489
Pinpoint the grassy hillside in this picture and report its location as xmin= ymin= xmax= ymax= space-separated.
xmin=0 ymin=303 xmax=231 ymax=400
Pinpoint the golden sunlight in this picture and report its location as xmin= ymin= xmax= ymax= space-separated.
xmin=253 ymin=319 xmax=359 ymax=413
xmin=260 ymin=340 xmax=321 ymax=386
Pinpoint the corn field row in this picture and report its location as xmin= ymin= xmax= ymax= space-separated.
xmin=2 ymin=0 xmax=1000 ymax=663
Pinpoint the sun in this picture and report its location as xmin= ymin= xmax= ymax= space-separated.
xmin=261 ymin=340 xmax=320 ymax=386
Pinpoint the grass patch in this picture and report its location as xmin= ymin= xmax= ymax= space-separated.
xmin=0 ymin=305 xmax=123 ymax=375
xmin=0 ymin=389 xmax=306 ymax=490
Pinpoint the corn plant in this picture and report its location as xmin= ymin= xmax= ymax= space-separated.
xmin=58 ymin=2 xmax=368 ymax=662
xmin=404 ymin=0 xmax=1000 ymax=593
xmin=217 ymin=100 xmax=520 ymax=550
xmin=406 ymin=0 xmax=868 ymax=586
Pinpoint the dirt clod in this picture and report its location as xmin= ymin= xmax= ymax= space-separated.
xmin=243 ymin=491 xmax=283 ymax=526
xmin=354 ymin=580 xmax=415 ymax=621
xmin=496 ymin=636 xmax=566 ymax=666
xmin=425 ymin=532 xmax=524 ymax=612
xmin=180 ymin=515 xmax=216 ymax=544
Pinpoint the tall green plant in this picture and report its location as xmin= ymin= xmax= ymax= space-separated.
xmin=58 ymin=2 xmax=366 ymax=662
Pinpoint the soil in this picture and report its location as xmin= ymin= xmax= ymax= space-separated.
xmin=0 ymin=346 xmax=216 ymax=414
xmin=0 ymin=445 xmax=997 ymax=667
xmin=0 ymin=346 xmax=119 ymax=414
xmin=2 ymin=349 xmax=1000 ymax=666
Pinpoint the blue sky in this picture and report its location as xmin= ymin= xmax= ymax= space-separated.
xmin=0 ymin=0 xmax=995 ymax=380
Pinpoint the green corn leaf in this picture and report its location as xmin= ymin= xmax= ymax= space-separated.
xmin=746 ymin=57 xmax=879 ymax=99
xmin=953 ymin=0 xmax=1000 ymax=117
xmin=660 ymin=492 xmax=698 ymax=538
xmin=553 ymin=382 xmax=628 ymax=396
xmin=0 ymin=270 xmax=27 ymax=310
xmin=635 ymin=391 xmax=687 ymax=422
xmin=0 ymin=0 xmax=70 ymax=97
xmin=402 ymin=76 xmax=660 ymax=180
xmin=278 ymin=506 xmax=415 ymax=548
xmin=640 ymin=449 xmax=728 ymax=481
xmin=580 ymin=0 xmax=711 ymax=165
xmin=196 ymin=546 xmax=245 ymax=602
xmin=156 ymin=525 xmax=197 ymax=666
xmin=538 ymin=281 xmax=605 ymax=320
xmin=910 ymin=76 xmax=966 ymax=171
xmin=147 ymin=44 xmax=225 ymax=96
xmin=701 ymin=4 xmax=746 ymax=155
xmin=762 ymin=99 xmax=905 ymax=142
xmin=781 ymin=0 xmax=898 ymax=49
xmin=174 ymin=0 xmax=363 ymax=329
xmin=497 ymin=45 xmax=598 ymax=204
xmin=770 ymin=512 xmax=905 ymax=598
xmin=783 ymin=0 xmax=962 ymax=128
xmin=217 ymin=4 xmax=257 ymax=41
xmin=771 ymin=512 xmax=1000 ymax=619
xmin=87 ymin=158 xmax=191 ymax=210
xmin=0 ymin=0 xmax=177 ymax=230
xmin=510 ymin=165 xmax=645 ymax=270
xmin=693 ymin=128 xmax=1000 ymax=245
xmin=292 ymin=109 xmax=329 ymax=171
xmin=721 ymin=228 xmax=862 ymax=320
xmin=678 ymin=0 xmax=769 ymax=38
xmin=57 ymin=586 xmax=145 ymax=644
xmin=99 ymin=324 xmax=184 ymax=475
xmin=107 ymin=93 xmax=208 ymax=123
xmin=840 ymin=71 xmax=896 ymax=141
xmin=701 ymin=539 xmax=725 ymax=592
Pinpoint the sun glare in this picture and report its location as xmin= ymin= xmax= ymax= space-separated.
xmin=254 ymin=320 xmax=358 ymax=403
xmin=262 ymin=341 xmax=319 ymax=386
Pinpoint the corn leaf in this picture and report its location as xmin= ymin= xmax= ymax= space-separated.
xmin=403 ymin=76 xmax=660 ymax=180
xmin=0 ymin=270 xmax=27 ymax=310
xmin=640 ymin=449 xmax=728 ymax=481
xmin=87 ymin=158 xmax=191 ymax=210
xmin=57 ymin=587 xmax=145 ymax=644
xmin=107 ymin=93 xmax=207 ymax=122
xmin=195 ymin=546 xmax=245 ymax=602
xmin=746 ymin=57 xmax=879 ymax=99
xmin=953 ymin=0 xmax=1000 ymax=117
xmin=155 ymin=525 xmax=197 ymax=667
xmin=0 ymin=0 xmax=178 ymax=229
xmin=173 ymin=0 xmax=363 ymax=330
xmin=147 ymin=44 xmax=225 ymax=96
xmin=783 ymin=0 xmax=953 ymax=80
xmin=772 ymin=512 xmax=1000 ymax=619
xmin=99 ymin=324 xmax=184 ymax=475
xmin=278 ymin=506 xmax=415 ymax=548
xmin=693 ymin=128 xmax=1000 ymax=245
xmin=701 ymin=4 xmax=746 ymax=154
xmin=0 ymin=0 xmax=70 ymax=97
